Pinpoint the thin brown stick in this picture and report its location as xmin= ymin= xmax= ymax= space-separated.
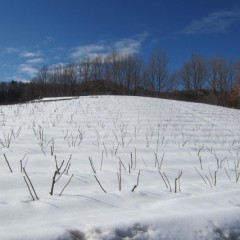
xmin=50 ymin=170 xmax=58 ymax=195
xmin=158 ymin=169 xmax=168 ymax=189
xmin=132 ymin=170 xmax=141 ymax=192
xmin=194 ymin=167 xmax=207 ymax=186
xmin=23 ymin=167 xmax=39 ymax=200
xmin=89 ymin=157 xmax=96 ymax=174
xmin=23 ymin=176 xmax=35 ymax=201
xmin=174 ymin=171 xmax=182 ymax=193
xmin=163 ymin=172 xmax=172 ymax=192
xmin=94 ymin=175 xmax=107 ymax=193
xmin=59 ymin=174 xmax=74 ymax=196
xmin=205 ymin=175 xmax=212 ymax=188
xmin=224 ymin=167 xmax=231 ymax=181
xmin=4 ymin=154 xmax=13 ymax=173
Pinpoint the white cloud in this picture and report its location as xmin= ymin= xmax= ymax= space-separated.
xmin=4 ymin=47 xmax=19 ymax=54
xmin=70 ymin=44 xmax=107 ymax=59
xmin=20 ymin=51 xmax=42 ymax=58
xmin=26 ymin=58 xmax=44 ymax=64
xmin=115 ymin=32 xmax=149 ymax=54
xmin=114 ymin=38 xmax=141 ymax=54
xmin=19 ymin=64 xmax=38 ymax=77
xmin=178 ymin=10 xmax=240 ymax=35
xmin=70 ymin=32 xmax=149 ymax=59
xmin=1 ymin=33 xmax=149 ymax=81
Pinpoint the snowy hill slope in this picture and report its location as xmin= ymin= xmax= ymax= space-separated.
xmin=0 ymin=96 xmax=240 ymax=239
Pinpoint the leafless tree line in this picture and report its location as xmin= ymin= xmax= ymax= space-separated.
xmin=179 ymin=54 xmax=239 ymax=98
xmin=32 ymin=49 xmax=172 ymax=97
xmin=1 ymin=49 xmax=240 ymax=106
xmin=34 ymin=51 xmax=240 ymax=97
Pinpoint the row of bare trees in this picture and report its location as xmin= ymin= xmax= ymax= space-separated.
xmin=1 ymin=49 xmax=240 ymax=106
xmin=34 ymin=51 xmax=240 ymax=99
xmin=33 ymin=49 xmax=171 ymax=98
xmin=179 ymin=54 xmax=239 ymax=99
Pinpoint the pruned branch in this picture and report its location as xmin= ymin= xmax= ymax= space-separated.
xmin=163 ymin=172 xmax=172 ymax=192
xmin=23 ymin=167 xmax=39 ymax=200
xmin=174 ymin=170 xmax=182 ymax=193
xmin=59 ymin=174 xmax=74 ymax=196
xmin=89 ymin=157 xmax=96 ymax=174
xmin=194 ymin=167 xmax=207 ymax=186
xmin=158 ymin=169 xmax=169 ymax=189
xmin=4 ymin=154 xmax=13 ymax=173
xmin=94 ymin=175 xmax=107 ymax=193
xmin=23 ymin=176 xmax=35 ymax=201
xmin=132 ymin=170 xmax=141 ymax=192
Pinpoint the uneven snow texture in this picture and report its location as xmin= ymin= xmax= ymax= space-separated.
xmin=1 ymin=96 xmax=240 ymax=239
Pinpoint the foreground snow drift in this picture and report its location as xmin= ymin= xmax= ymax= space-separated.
xmin=0 ymin=96 xmax=240 ymax=239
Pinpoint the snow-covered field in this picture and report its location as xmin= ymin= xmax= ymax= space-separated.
xmin=1 ymin=95 xmax=240 ymax=240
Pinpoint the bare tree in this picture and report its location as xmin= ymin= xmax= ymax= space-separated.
xmin=48 ymin=66 xmax=59 ymax=97
xmin=148 ymin=49 xmax=169 ymax=93
xmin=65 ymin=62 xmax=79 ymax=96
xmin=103 ymin=51 xmax=122 ymax=86
xmin=35 ymin=66 xmax=49 ymax=98
xmin=91 ymin=56 xmax=103 ymax=81
xmin=180 ymin=54 xmax=207 ymax=98
xmin=208 ymin=57 xmax=236 ymax=98
xmin=121 ymin=53 xmax=143 ymax=93
xmin=78 ymin=57 xmax=91 ymax=82
xmin=235 ymin=60 xmax=240 ymax=89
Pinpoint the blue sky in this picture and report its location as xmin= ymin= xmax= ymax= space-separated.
xmin=0 ymin=0 xmax=240 ymax=82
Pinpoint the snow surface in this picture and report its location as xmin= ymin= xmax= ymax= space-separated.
xmin=1 ymin=95 xmax=240 ymax=240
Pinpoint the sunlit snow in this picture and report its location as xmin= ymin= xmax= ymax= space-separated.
xmin=1 ymin=96 xmax=240 ymax=239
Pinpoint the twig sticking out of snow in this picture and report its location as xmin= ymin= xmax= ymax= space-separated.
xmin=134 ymin=148 xmax=137 ymax=170
xmin=3 ymin=154 xmax=13 ymax=173
xmin=50 ymin=156 xmax=72 ymax=195
xmin=117 ymin=160 xmax=122 ymax=191
xmin=59 ymin=174 xmax=74 ymax=196
xmin=163 ymin=172 xmax=172 ymax=192
xmin=154 ymin=152 xmax=159 ymax=168
xmin=20 ymin=154 xmax=27 ymax=172
xmin=23 ymin=176 xmax=35 ymax=201
xmin=132 ymin=170 xmax=141 ymax=192
xmin=174 ymin=170 xmax=183 ymax=193
xmin=55 ymin=155 xmax=64 ymax=174
xmin=94 ymin=175 xmax=107 ymax=193
xmin=194 ymin=167 xmax=207 ymax=186
xmin=63 ymin=154 xmax=72 ymax=174
xmin=159 ymin=153 xmax=165 ymax=170
xmin=224 ymin=167 xmax=231 ymax=181
xmin=158 ymin=169 xmax=169 ymax=190
xmin=0 ymin=131 xmax=13 ymax=148
xmin=23 ymin=167 xmax=39 ymax=200
xmin=89 ymin=157 xmax=96 ymax=174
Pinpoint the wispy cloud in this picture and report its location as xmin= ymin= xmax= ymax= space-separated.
xmin=1 ymin=33 xmax=149 ymax=81
xmin=26 ymin=58 xmax=44 ymax=64
xmin=19 ymin=64 xmax=38 ymax=77
xmin=20 ymin=50 xmax=42 ymax=58
xmin=178 ymin=10 xmax=240 ymax=35
xmin=44 ymin=36 xmax=55 ymax=44
xmin=114 ymin=38 xmax=141 ymax=54
xmin=4 ymin=47 xmax=19 ymax=54
xmin=70 ymin=32 xmax=149 ymax=59
xmin=70 ymin=44 xmax=107 ymax=59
